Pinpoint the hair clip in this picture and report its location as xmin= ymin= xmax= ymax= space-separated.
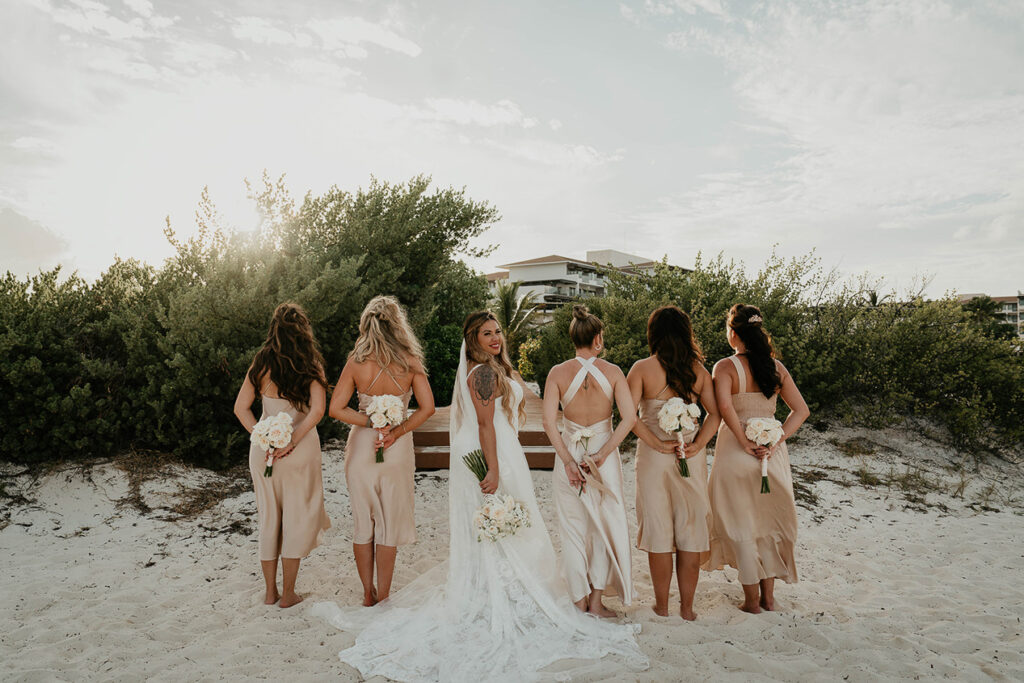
xmin=748 ymin=315 xmax=763 ymax=323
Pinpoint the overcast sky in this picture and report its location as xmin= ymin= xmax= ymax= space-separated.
xmin=1 ymin=0 xmax=1022 ymax=297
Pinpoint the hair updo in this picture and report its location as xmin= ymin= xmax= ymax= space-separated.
xmin=569 ymin=304 xmax=603 ymax=348
xmin=349 ymin=295 xmax=425 ymax=374
xmin=727 ymin=303 xmax=781 ymax=399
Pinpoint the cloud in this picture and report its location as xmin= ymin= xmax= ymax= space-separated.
xmin=307 ymin=17 xmax=422 ymax=57
xmin=0 ymin=207 xmax=70 ymax=274
xmin=483 ymin=139 xmax=624 ymax=168
xmin=416 ymin=98 xmax=537 ymax=128
xmin=232 ymin=16 xmax=312 ymax=47
xmin=28 ymin=0 xmax=152 ymax=40
xmin=122 ymin=0 xmax=151 ymax=18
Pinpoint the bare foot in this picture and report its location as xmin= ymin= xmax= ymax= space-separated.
xmin=574 ymin=597 xmax=588 ymax=612
xmin=739 ymin=602 xmax=762 ymax=614
xmin=264 ymin=589 xmax=279 ymax=605
xmin=680 ymin=607 xmax=697 ymax=621
xmin=760 ymin=597 xmax=776 ymax=611
xmin=362 ymin=587 xmax=378 ymax=607
xmin=588 ymin=601 xmax=617 ymax=619
xmin=376 ymin=591 xmax=390 ymax=604
xmin=279 ymin=592 xmax=303 ymax=608
xmin=653 ymin=603 xmax=669 ymax=617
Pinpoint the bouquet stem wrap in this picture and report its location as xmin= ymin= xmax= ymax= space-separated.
xmin=760 ymin=457 xmax=770 ymax=494
xmin=676 ymin=435 xmax=689 ymax=478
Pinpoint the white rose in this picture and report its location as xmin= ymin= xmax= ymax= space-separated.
xmin=369 ymin=412 xmax=389 ymax=429
xmin=686 ymin=403 xmax=701 ymax=418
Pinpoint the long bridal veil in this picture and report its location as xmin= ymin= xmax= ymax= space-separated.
xmin=313 ymin=342 xmax=648 ymax=682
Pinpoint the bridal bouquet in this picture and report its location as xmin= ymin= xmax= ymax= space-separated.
xmin=745 ymin=417 xmax=784 ymax=493
xmin=657 ymin=397 xmax=702 ymax=477
xmin=365 ymin=394 xmax=406 ymax=463
xmin=463 ymin=449 xmax=532 ymax=542
xmin=251 ymin=412 xmax=293 ymax=477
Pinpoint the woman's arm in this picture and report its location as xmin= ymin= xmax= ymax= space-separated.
xmin=328 ymin=360 xmax=370 ymax=428
xmin=542 ymin=367 xmax=584 ymax=489
xmin=377 ymin=366 xmax=436 ymax=449
xmin=773 ymin=362 xmax=810 ymax=452
xmin=712 ymin=361 xmax=761 ymax=458
xmin=233 ymin=369 xmax=259 ymax=433
xmin=469 ymin=365 xmax=500 ymax=495
xmin=593 ymin=366 xmax=636 ymax=466
xmin=683 ymin=367 xmax=721 ymax=458
xmin=626 ymin=362 xmax=677 ymax=454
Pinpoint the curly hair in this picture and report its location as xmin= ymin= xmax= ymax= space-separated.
xmin=248 ymin=303 xmax=328 ymax=409
xmin=349 ymin=295 xmax=426 ymax=374
xmin=728 ymin=303 xmax=781 ymax=399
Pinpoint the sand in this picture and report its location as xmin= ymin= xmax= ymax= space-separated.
xmin=1 ymin=425 xmax=1022 ymax=682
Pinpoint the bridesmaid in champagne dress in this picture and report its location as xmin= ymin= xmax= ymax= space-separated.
xmin=542 ymin=305 xmax=636 ymax=617
xmin=234 ymin=303 xmax=331 ymax=608
xmin=626 ymin=306 xmax=720 ymax=620
xmin=705 ymin=304 xmax=810 ymax=613
xmin=329 ymin=296 xmax=435 ymax=606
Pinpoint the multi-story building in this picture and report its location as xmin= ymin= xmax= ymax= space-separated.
xmin=486 ymin=249 xmax=675 ymax=315
xmin=957 ymin=292 xmax=1024 ymax=338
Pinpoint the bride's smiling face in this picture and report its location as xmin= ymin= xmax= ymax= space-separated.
xmin=477 ymin=320 xmax=504 ymax=356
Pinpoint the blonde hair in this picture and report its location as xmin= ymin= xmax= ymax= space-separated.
xmin=463 ymin=310 xmax=525 ymax=426
xmin=349 ymin=295 xmax=426 ymax=375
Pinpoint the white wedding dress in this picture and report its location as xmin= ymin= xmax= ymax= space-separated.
xmin=312 ymin=343 xmax=648 ymax=682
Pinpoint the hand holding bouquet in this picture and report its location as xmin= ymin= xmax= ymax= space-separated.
xmin=251 ymin=412 xmax=294 ymax=477
xmin=745 ymin=417 xmax=784 ymax=493
xmin=365 ymin=394 xmax=406 ymax=463
xmin=569 ymin=427 xmax=596 ymax=495
xmin=657 ymin=397 xmax=702 ymax=477
xmin=462 ymin=449 xmax=531 ymax=542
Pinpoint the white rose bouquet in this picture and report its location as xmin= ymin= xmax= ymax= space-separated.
xmin=657 ymin=397 xmax=702 ymax=477
xmin=462 ymin=449 xmax=531 ymax=542
xmin=251 ymin=411 xmax=294 ymax=477
xmin=744 ymin=417 xmax=785 ymax=493
xmin=365 ymin=394 xmax=407 ymax=463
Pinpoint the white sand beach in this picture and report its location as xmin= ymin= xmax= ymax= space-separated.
xmin=1 ymin=426 xmax=1022 ymax=682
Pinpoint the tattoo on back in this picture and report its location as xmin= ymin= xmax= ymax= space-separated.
xmin=472 ymin=365 xmax=497 ymax=406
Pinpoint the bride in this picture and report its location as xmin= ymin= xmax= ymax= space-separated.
xmin=313 ymin=311 xmax=648 ymax=682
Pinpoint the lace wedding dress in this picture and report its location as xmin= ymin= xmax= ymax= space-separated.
xmin=312 ymin=343 xmax=648 ymax=682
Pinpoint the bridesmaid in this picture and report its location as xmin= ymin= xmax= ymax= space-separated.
xmin=329 ymin=296 xmax=435 ymax=606
xmin=542 ymin=304 xmax=636 ymax=618
xmin=234 ymin=302 xmax=332 ymax=608
xmin=627 ymin=305 xmax=720 ymax=620
xmin=705 ymin=304 xmax=810 ymax=613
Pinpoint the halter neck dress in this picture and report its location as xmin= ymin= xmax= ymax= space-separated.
xmin=634 ymin=382 xmax=711 ymax=557
xmin=704 ymin=355 xmax=798 ymax=584
xmin=344 ymin=365 xmax=416 ymax=547
xmin=551 ymin=357 xmax=633 ymax=604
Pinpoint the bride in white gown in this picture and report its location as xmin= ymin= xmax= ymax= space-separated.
xmin=313 ymin=311 xmax=648 ymax=682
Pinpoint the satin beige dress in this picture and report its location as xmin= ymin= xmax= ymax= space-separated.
xmin=344 ymin=367 xmax=416 ymax=547
xmin=705 ymin=355 xmax=798 ymax=584
xmin=634 ymin=387 xmax=712 ymax=557
xmin=551 ymin=357 xmax=633 ymax=605
xmin=248 ymin=395 xmax=331 ymax=561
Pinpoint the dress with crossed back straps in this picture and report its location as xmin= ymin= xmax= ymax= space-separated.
xmin=550 ymin=357 xmax=634 ymax=604
xmin=344 ymin=364 xmax=416 ymax=547
xmin=634 ymin=377 xmax=712 ymax=556
xmin=703 ymin=355 xmax=798 ymax=584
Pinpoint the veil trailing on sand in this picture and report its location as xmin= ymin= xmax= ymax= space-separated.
xmin=313 ymin=342 xmax=648 ymax=682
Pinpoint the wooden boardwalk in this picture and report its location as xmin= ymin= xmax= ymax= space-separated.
xmin=413 ymin=379 xmax=557 ymax=469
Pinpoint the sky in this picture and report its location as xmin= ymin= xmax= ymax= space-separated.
xmin=1 ymin=0 xmax=1022 ymax=298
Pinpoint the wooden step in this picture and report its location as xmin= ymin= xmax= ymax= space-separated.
xmin=415 ymin=445 xmax=556 ymax=470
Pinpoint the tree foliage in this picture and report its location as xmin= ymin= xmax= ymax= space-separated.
xmin=0 ymin=174 xmax=496 ymax=468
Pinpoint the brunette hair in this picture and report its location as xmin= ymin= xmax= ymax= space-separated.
xmin=248 ymin=303 xmax=328 ymax=409
xmin=647 ymin=305 xmax=703 ymax=401
xmin=727 ymin=303 xmax=781 ymax=398
xmin=463 ymin=310 xmax=524 ymax=425
xmin=349 ymin=295 xmax=426 ymax=374
xmin=569 ymin=304 xmax=603 ymax=348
